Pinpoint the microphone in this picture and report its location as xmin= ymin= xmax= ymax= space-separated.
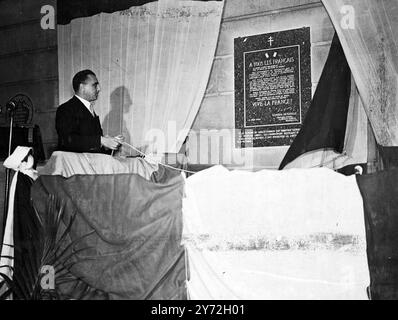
xmin=6 ymin=101 xmax=16 ymax=112
xmin=0 ymin=100 xmax=17 ymax=114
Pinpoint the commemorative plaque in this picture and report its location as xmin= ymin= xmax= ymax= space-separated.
xmin=234 ymin=27 xmax=311 ymax=148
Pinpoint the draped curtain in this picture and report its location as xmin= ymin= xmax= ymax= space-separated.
xmin=281 ymin=32 xmax=368 ymax=171
xmin=58 ymin=0 xmax=224 ymax=155
xmin=322 ymin=0 xmax=398 ymax=147
xmin=284 ymin=79 xmax=368 ymax=170
xmin=183 ymin=166 xmax=370 ymax=299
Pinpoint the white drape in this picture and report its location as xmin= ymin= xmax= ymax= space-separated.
xmin=183 ymin=166 xmax=370 ymax=299
xmin=0 ymin=147 xmax=37 ymax=284
xmin=322 ymin=0 xmax=398 ymax=147
xmin=58 ymin=0 xmax=223 ymax=154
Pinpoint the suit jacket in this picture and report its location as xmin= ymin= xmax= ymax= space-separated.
xmin=56 ymin=96 xmax=108 ymax=153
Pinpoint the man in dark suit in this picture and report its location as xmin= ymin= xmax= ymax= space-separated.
xmin=56 ymin=70 xmax=122 ymax=153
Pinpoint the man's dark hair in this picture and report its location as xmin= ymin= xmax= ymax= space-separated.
xmin=72 ymin=69 xmax=96 ymax=92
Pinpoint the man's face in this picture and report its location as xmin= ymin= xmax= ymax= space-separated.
xmin=80 ymin=74 xmax=100 ymax=102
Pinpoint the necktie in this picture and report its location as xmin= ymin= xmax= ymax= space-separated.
xmin=90 ymin=102 xmax=95 ymax=116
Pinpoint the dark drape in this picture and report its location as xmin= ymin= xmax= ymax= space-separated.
xmin=57 ymin=0 xmax=222 ymax=25
xmin=13 ymin=173 xmax=41 ymax=296
xmin=378 ymin=146 xmax=398 ymax=170
xmin=356 ymin=169 xmax=398 ymax=300
xmin=279 ymin=33 xmax=351 ymax=170
xmin=31 ymin=166 xmax=187 ymax=300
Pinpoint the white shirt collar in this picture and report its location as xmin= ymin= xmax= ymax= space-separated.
xmin=75 ymin=95 xmax=94 ymax=115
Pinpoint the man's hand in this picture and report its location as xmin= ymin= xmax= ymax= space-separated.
xmin=101 ymin=136 xmax=121 ymax=150
xmin=115 ymin=135 xmax=125 ymax=143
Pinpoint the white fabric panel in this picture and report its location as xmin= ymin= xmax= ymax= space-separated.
xmin=0 ymin=147 xmax=37 ymax=282
xmin=38 ymin=151 xmax=158 ymax=180
xmin=0 ymin=172 xmax=16 ymax=280
xmin=183 ymin=166 xmax=370 ymax=299
xmin=322 ymin=0 xmax=398 ymax=146
xmin=58 ymin=0 xmax=223 ymax=155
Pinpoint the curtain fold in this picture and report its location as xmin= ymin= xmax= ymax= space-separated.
xmin=282 ymin=79 xmax=368 ymax=170
xmin=322 ymin=0 xmax=398 ymax=147
xmin=280 ymin=33 xmax=368 ymax=170
xmin=58 ymin=0 xmax=224 ymax=155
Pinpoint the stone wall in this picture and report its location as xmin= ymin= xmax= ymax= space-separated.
xmin=0 ymin=0 xmax=57 ymax=241
xmin=0 ymin=0 xmax=58 ymax=158
xmin=187 ymin=0 xmax=335 ymax=170
xmin=0 ymin=0 xmax=335 ymax=171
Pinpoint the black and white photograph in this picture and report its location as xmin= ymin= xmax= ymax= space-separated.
xmin=0 ymin=0 xmax=397 ymax=307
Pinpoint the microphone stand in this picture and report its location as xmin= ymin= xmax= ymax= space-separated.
xmin=1 ymin=105 xmax=15 ymax=247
